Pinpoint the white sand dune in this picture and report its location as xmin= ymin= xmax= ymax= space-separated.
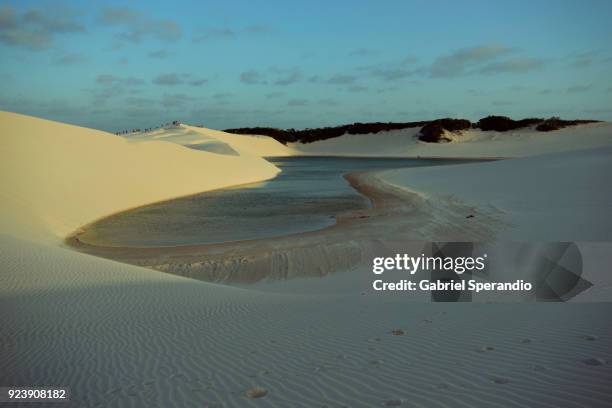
xmin=288 ymin=122 xmax=612 ymax=158
xmin=132 ymin=120 xmax=612 ymax=159
xmin=2 ymin=112 xmax=612 ymax=407
xmin=127 ymin=124 xmax=294 ymax=157
xmin=380 ymin=146 xmax=612 ymax=241
xmin=0 ymin=112 xmax=279 ymax=242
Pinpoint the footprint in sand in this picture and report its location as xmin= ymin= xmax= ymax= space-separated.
xmin=384 ymin=399 xmax=403 ymax=406
xmin=580 ymin=335 xmax=598 ymax=341
xmin=491 ymin=377 xmax=510 ymax=384
xmin=532 ymin=364 xmax=549 ymax=371
xmin=582 ymin=357 xmax=606 ymax=366
xmin=478 ymin=346 xmax=495 ymax=352
xmin=520 ymin=339 xmax=531 ymax=344
xmin=245 ymin=387 xmax=267 ymax=398
xmin=315 ymin=365 xmax=336 ymax=372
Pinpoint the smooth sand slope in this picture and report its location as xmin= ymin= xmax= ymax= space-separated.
xmin=288 ymin=122 xmax=612 ymax=158
xmin=129 ymin=120 xmax=612 ymax=159
xmin=381 ymin=146 xmax=612 ymax=241
xmin=2 ymin=112 xmax=612 ymax=407
xmin=0 ymin=112 xmax=279 ymax=242
xmin=127 ymin=124 xmax=294 ymax=157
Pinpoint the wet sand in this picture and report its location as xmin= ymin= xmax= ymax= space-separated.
xmin=67 ymin=171 xmax=505 ymax=284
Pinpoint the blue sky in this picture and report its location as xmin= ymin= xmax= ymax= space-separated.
xmin=1 ymin=0 xmax=611 ymax=131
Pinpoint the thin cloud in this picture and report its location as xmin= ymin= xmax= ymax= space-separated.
xmin=194 ymin=25 xmax=271 ymax=42
xmin=376 ymin=86 xmax=398 ymax=94
xmin=124 ymin=107 xmax=164 ymax=118
xmin=96 ymin=75 xmax=144 ymax=86
xmin=54 ymin=52 xmax=87 ymax=65
xmin=240 ymin=69 xmax=266 ymax=85
xmin=161 ymin=93 xmax=200 ymax=109
xmin=266 ymin=92 xmax=285 ymax=98
xmin=273 ymin=68 xmax=301 ymax=86
xmin=287 ymin=98 xmax=308 ymax=107
xmin=0 ymin=5 xmax=84 ymax=50
xmin=240 ymin=68 xmax=300 ymax=86
xmin=91 ymin=75 xmax=145 ymax=104
xmin=428 ymin=44 xmax=515 ymax=77
xmin=188 ymin=78 xmax=207 ymax=86
xmin=193 ymin=27 xmax=235 ymax=42
xmin=479 ymin=57 xmax=544 ymax=74
xmin=508 ymin=85 xmax=526 ymax=91
xmin=567 ymin=51 xmax=599 ymax=68
xmin=348 ymin=48 xmax=377 ymax=57
xmin=153 ymin=73 xmax=183 ymax=86
xmin=148 ymin=49 xmax=172 ymax=59
xmin=370 ymin=67 xmax=413 ymax=81
xmin=97 ymin=7 xmax=141 ymax=25
xmin=326 ymin=74 xmax=356 ymax=85
xmin=401 ymin=56 xmax=418 ymax=64
xmin=246 ymin=25 xmax=272 ymax=34
xmin=98 ymin=6 xmax=181 ymax=44
xmin=125 ymin=96 xmax=156 ymax=107
xmin=567 ymin=84 xmax=592 ymax=93
xmin=347 ymin=85 xmax=368 ymax=93
xmin=318 ymin=98 xmax=339 ymax=106
xmin=151 ymin=73 xmax=206 ymax=86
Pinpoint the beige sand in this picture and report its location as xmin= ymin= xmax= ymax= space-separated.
xmin=0 ymin=112 xmax=279 ymax=242
xmin=127 ymin=121 xmax=612 ymax=159
xmin=2 ymin=112 xmax=612 ymax=407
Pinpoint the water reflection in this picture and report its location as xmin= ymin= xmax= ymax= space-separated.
xmin=79 ymin=157 xmax=479 ymax=247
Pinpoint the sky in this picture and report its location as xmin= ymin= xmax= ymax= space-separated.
xmin=1 ymin=0 xmax=611 ymax=132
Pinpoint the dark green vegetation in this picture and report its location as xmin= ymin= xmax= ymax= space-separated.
xmin=475 ymin=116 xmax=598 ymax=132
xmin=225 ymin=122 xmax=430 ymax=144
xmin=225 ymin=116 xmax=599 ymax=144
xmin=417 ymin=119 xmax=472 ymax=143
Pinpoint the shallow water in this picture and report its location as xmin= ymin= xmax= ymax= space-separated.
xmin=79 ymin=157 xmax=480 ymax=247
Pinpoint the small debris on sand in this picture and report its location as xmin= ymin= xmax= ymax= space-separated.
xmin=391 ymin=329 xmax=405 ymax=336
xmin=582 ymin=357 xmax=606 ymax=366
xmin=580 ymin=335 xmax=598 ymax=341
xmin=245 ymin=388 xmax=267 ymax=398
